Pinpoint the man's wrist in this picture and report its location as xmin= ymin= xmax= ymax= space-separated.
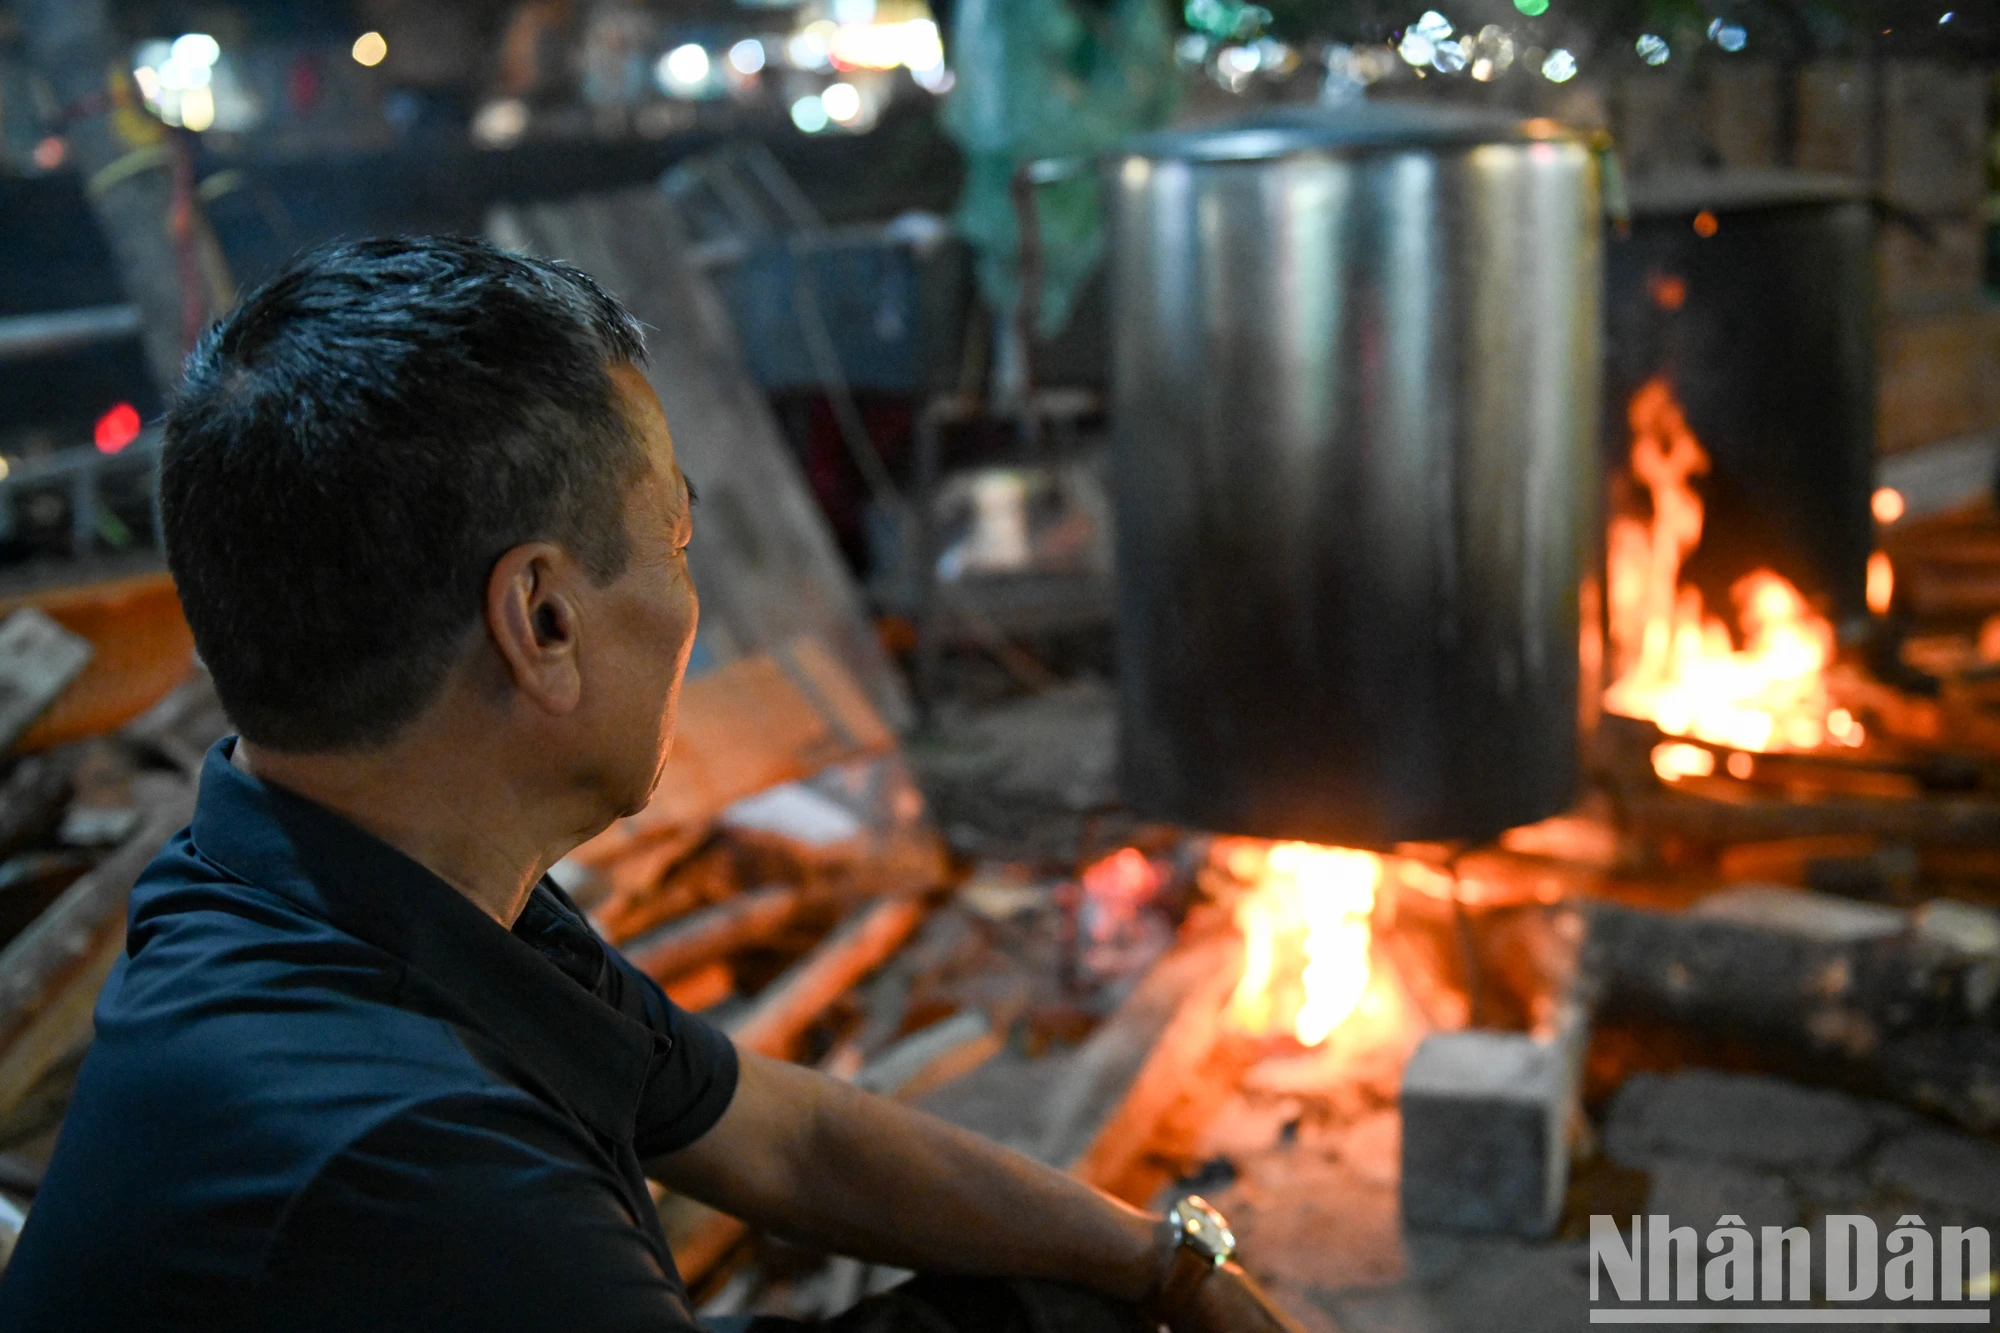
xmin=1101 ymin=1209 xmax=1175 ymax=1305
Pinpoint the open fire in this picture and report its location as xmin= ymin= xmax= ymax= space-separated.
xmin=1216 ymin=840 xmax=1382 ymax=1047
xmin=1603 ymin=379 xmax=1863 ymax=775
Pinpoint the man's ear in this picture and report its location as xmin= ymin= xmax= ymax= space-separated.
xmin=486 ymin=542 xmax=584 ymax=716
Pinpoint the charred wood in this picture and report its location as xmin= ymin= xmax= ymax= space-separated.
xmin=1581 ymin=891 xmax=2000 ymax=1131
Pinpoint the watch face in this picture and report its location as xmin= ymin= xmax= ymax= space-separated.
xmin=1170 ymin=1195 xmax=1236 ymax=1264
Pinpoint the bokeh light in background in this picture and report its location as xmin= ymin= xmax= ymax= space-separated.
xmin=131 ymin=31 xmax=258 ymax=132
xmin=351 ymin=32 xmax=387 ymax=68
xmin=791 ymin=95 xmax=831 ymax=133
xmin=1709 ymin=19 xmax=1749 ymax=50
xmin=94 ymin=404 xmax=141 ymax=456
xmin=820 ymin=82 xmax=862 ymax=124
xmin=658 ymin=43 xmax=715 ymax=97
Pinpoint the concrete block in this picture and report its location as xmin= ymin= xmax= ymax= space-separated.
xmin=1691 ymin=884 xmax=1906 ymax=944
xmin=1400 ymin=1031 xmax=1572 ymax=1238
xmin=1604 ymin=1070 xmax=1875 ymax=1172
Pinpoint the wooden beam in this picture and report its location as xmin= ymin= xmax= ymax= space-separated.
xmin=0 ymin=786 xmax=194 ymax=1119
xmin=728 ymin=896 xmax=930 ymax=1060
xmin=622 ymin=885 xmax=802 ymax=984
xmin=571 ymin=640 xmax=898 ymax=933
xmin=1038 ymin=934 xmax=1248 ymax=1205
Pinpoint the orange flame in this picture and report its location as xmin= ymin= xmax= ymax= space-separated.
xmin=1219 ymin=841 xmax=1380 ymax=1047
xmin=1604 ymin=379 xmax=1854 ymax=755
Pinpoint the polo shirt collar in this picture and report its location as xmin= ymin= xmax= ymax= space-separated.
xmin=186 ymin=739 xmax=655 ymax=1144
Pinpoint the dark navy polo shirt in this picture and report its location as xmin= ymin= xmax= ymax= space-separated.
xmin=0 ymin=739 xmax=739 ymax=1331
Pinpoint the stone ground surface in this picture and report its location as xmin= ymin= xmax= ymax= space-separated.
xmin=1182 ymin=1067 xmax=2000 ymax=1333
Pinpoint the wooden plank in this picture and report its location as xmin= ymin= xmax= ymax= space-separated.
xmin=728 ymin=895 xmax=929 ymax=1060
xmin=622 ymin=884 xmax=802 ymax=984
xmin=0 ymin=573 xmax=194 ymax=753
xmin=573 ymin=644 xmax=893 ymax=864
xmin=0 ymin=787 xmax=194 ymax=1119
xmin=1036 ymin=933 xmax=1248 ymax=1205
xmin=0 ymin=609 xmax=92 ymax=753
xmin=486 ymin=191 xmax=911 ymax=732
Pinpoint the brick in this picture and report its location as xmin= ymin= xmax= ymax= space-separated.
xmin=1796 ymin=63 xmax=1872 ymax=178
xmin=1615 ymin=74 xmax=1705 ymax=177
xmin=1880 ymin=63 xmax=1987 ymax=214
xmin=1878 ymin=300 xmax=2000 ymax=455
xmin=1400 ymin=1031 xmax=1572 ymax=1238
xmin=1708 ymin=63 xmax=1782 ymax=169
xmin=1795 ymin=63 xmax=1989 ymax=215
xmin=1604 ymin=1070 xmax=1876 ymax=1172
xmin=1880 ymin=214 xmax=1989 ymax=308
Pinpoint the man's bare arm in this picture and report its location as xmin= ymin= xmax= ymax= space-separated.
xmin=646 ymin=1050 xmax=1163 ymax=1300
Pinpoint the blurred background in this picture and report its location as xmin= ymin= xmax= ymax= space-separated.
xmin=5 ymin=2 xmax=2000 ymax=1325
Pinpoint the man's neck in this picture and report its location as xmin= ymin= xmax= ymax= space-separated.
xmin=232 ymin=722 xmax=591 ymax=928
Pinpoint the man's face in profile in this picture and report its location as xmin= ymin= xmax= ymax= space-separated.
xmin=578 ymin=364 xmax=700 ymax=818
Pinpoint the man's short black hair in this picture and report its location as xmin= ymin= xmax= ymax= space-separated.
xmin=162 ymin=235 xmax=650 ymax=753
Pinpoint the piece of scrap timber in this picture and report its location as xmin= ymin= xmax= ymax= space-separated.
xmin=1618 ymin=778 xmax=2000 ymax=846
xmin=0 ymin=753 xmax=75 ymax=866
xmin=0 ymin=782 xmax=195 ymax=1119
xmin=851 ymin=1010 xmax=1003 ymax=1103
xmin=120 ymin=671 xmax=231 ymax=776
xmin=728 ymin=895 xmax=933 ymax=1060
xmin=1581 ymin=887 xmax=2000 ymax=1132
xmin=1037 ymin=932 xmax=1249 ymax=1206
xmin=486 ymin=191 xmax=911 ymax=731
xmin=0 ymin=608 xmax=92 ymax=753
xmin=623 ymin=884 xmax=803 ymax=985
xmin=0 ymin=572 xmax=197 ymax=752
xmin=576 ymin=638 xmax=898 ymax=937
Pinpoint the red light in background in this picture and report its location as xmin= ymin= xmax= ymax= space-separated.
xmin=94 ymin=403 xmax=141 ymax=454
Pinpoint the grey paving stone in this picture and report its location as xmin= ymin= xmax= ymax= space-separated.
xmin=1644 ymin=1159 xmax=1799 ymax=1231
xmin=1603 ymin=1070 xmax=1875 ymax=1171
xmin=1317 ymin=1282 xmax=1448 ymax=1333
xmin=1872 ymin=1127 xmax=2000 ymax=1218
xmin=1429 ymin=1239 xmax=1593 ymax=1333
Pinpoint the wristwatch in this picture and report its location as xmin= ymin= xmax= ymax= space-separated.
xmin=1145 ymin=1195 xmax=1236 ymax=1328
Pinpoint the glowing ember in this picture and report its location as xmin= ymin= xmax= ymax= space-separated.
xmin=1220 ymin=841 xmax=1380 ymax=1047
xmin=1604 ymin=379 xmax=1854 ymax=754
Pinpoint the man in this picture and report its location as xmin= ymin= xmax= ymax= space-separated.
xmin=0 ymin=238 xmax=1301 ymax=1332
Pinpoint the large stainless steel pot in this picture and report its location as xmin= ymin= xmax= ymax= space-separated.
xmin=1108 ymin=104 xmax=1602 ymax=846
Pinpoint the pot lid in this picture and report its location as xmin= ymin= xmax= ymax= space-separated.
xmin=1116 ymin=100 xmax=1583 ymax=163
